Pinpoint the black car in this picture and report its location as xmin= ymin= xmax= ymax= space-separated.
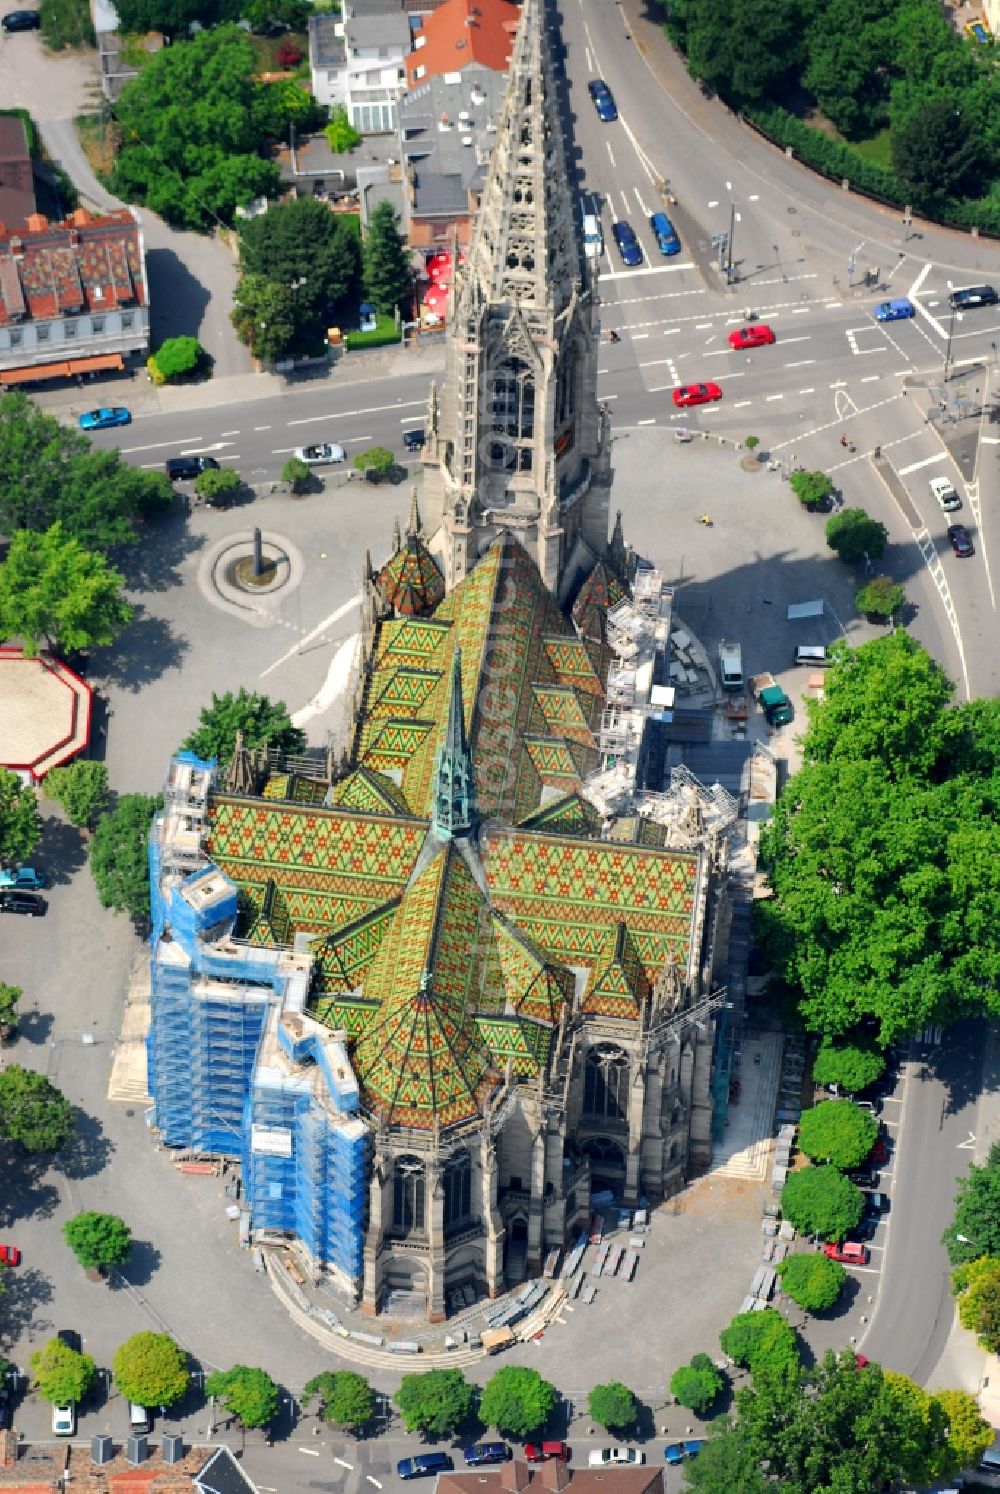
xmin=166 ymin=455 xmax=220 ymax=481
xmin=847 ymin=1169 xmax=878 ymax=1189
xmin=0 ymin=890 xmax=46 ymax=916
xmin=397 ymin=1453 xmax=453 ymax=1480
xmin=464 ymin=1444 xmax=512 ymax=1467
xmin=57 ymin=1329 xmax=81 ymax=1353
xmin=948 ymin=523 xmax=975 ymax=558
xmin=949 ymin=284 xmax=998 ymax=311
xmin=2 ymin=10 xmax=41 ymax=30
xmin=402 ymin=429 xmax=426 ymax=452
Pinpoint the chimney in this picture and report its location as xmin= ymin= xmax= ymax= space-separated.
xmin=9 ymin=237 xmax=23 ymax=258
xmin=91 ymin=1435 xmax=113 ymax=1466
xmin=540 ymin=1460 xmax=571 ymax=1493
xmin=162 ymin=1433 xmax=184 ymax=1464
xmin=0 ymin=1428 xmax=16 ymax=1468
xmin=501 ymin=1461 xmax=531 ymax=1492
xmin=127 ymin=1434 xmax=148 ymax=1465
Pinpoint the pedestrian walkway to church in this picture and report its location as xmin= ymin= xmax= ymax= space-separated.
xmin=711 ymin=1032 xmax=782 ymax=1180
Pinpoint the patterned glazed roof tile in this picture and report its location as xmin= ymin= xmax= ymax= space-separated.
xmin=581 ymin=922 xmax=650 ymax=1019
xmin=516 ymin=792 xmax=601 ymax=838
xmin=259 ymin=772 xmax=328 ymax=805
xmin=366 ymin=668 xmax=441 ymax=722
xmin=359 ymin=718 xmax=434 ymax=771
xmin=474 ymin=1014 xmax=551 ymax=1077
xmin=315 ymin=899 xmax=402 ymax=992
xmin=530 ymin=685 xmax=596 ymax=748
xmin=489 ymin=913 xmax=573 ymax=1024
xmin=542 ymin=635 xmax=605 ymax=696
xmin=572 ymin=560 xmax=628 ymax=628
xmin=330 ymin=766 xmax=412 ymax=817
xmin=523 ymin=736 xmax=590 ymax=790
xmin=378 ymin=533 xmax=446 ymax=616
xmin=375 ymin=616 xmax=451 ymax=670
xmin=312 ymin=995 xmax=379 ymax=1039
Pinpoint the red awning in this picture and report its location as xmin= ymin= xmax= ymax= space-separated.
xmin=1 ymin=361 xmax=71 ymax=385
xmin=67 ymin=353 xmax=124 ymax=375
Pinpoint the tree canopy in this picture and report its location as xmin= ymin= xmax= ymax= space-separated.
xmin=855 ymin=575 xmax=905 ymax=621
xmin=113 ymin=0 xmax=239 ymax=39
xmin=0 ymin=391 xmax=172 ymax=550
xmin=797 ymin=1100 xmax=879 ymax=1169
xmin=303 ymin=1370 xmax=374 ymax=1430
xmin=954 ymin=1255 xmax=1000 ymax=1352
xmin=781 ymin=1165 xmax=864 ymax=1242
xmin=811 ymin=1039 xmax=885 ymax=1094
xmin=43 ymin=761 xmax=109 ymax=830
xmin=587 ymin=1381 xmax=637 ymax=1432
xmin=363 ymin=201 xmax=410 ymax=315
xmin=235 ymin=196 xmax=361 ymax=351
xmin=825 ymin=507 xmax=888 ymax=565
xmin=90 ymin=793 xmax=162 ymax=924
xmin=478 ymin=1366 xmax=557 ymax=1437
xmin=669 ymin=1354 xmax=724 ymax=1413
xmin=152 ymin=336 xmax=205 ymax=382
xmin=31 ymin=1337 xmax=95 ymax=1405
xmin=0 ymin=982 xmax=22 ymax=1036
xmin=0 ymin=1066 xmax=74 ymax=1152
xmin=231 ymin=274 xmax=300 ymax=362
xmin=719 ymin=1308 xmax=800 ymax=1384
xmin=113 ymin=1332 xmax=188 ymax=1407
xmin=789 ymin=469 xmax=833 ymax=510
xmin=944 ymin=1141 xmax=1000 ymax=1265
xmin=892 ymin=97 xmax=986 ymax=204
xmin=205 ymin=1365 xmax=280 ymax=1428
xmin=394 ymin=1369 xmax=474 ymax=1437
xmin=0 ymin=525 xmax=133 ymax=658
xmin=776 ymin=1251 xmax=846 ymax=1311
xmin=0 ymin=770 xmax=43 ymax=869
xmin=182 ymin=688 xmax=305 ymax=766
xmin=63 ymin=1212 xmax=132 ymax=1271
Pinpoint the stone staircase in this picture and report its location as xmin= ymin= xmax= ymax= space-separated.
xmin=711 ymin=1031 xmax=783 ymax=1180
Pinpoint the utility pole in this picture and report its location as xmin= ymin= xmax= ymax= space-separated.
xmin=944 ymin=309 xmax=957 ymax=383
xmin=726 ymin=200 xmax=736 ymax=282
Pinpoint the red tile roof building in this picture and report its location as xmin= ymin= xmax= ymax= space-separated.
xmin=406 ymin=0 xmax=518 ymax=86
xmin=438 ymin=1462 xmax=665 ymax=1494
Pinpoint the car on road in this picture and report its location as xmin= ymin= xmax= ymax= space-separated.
xmin=0 ymin=890 xmax=46 ymax=917
xmin=611 ymin=221 xmax=642 ymax=267
xmin=929 ymin=474 xmax=962 ymax=512
xmin=672 ymin=382 xmax=722 ymax=408
xmin=0 ymin=867 xmax=45 ymax=890
xmin=588 ymin=79 xmax=618 ymax=122
xmin=403 ymin=429 xmax=426 ymax=452
xmin=464 ymin=1444 xmax=511 ymax=1467
xmin=823 ymin=1241 xmax=870 ymax=1265
xmin=2 ymin=10 xmax=41 ymax=29
xmin=166 ymin=455 xmax=219 ymax=482
xmin=293 ymin=442 xmax=346 ymax=465
xmin=948 ymin=523 xmax=975 ymax=557
xmin=729 ymin=324 xmax=775 ymax=349
xmin=397 ymin=1453 xmax=453 ymax=1480
xmin=664 ymin=1442 xmax=703 ymax=1464
xmin=649 ymin=211 xmax=680 ymax=256
xmin=589 ymin=1449 xmax=644 ymax=1468
xmin=873 ymin=298 xmax=915 ymax=322
xmin=949 ymin=284 xmax=998 ymax=310
xmin=78 ymin=407 xmax=130 ymax=431
xmin=0 ymin=1245 xmax=21 ymax=1266
xmin=525 ymin=1443 xmax=570 ymax=1463
xmin=52 ymin=1403 xmax=76 ymax=1437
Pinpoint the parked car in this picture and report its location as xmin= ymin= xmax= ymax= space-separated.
xmin=403 ymin=429 xmax=426 ymax=452
xmin=78 ymin=407 xmax=130 ymax=431
xmin=664 ymin=1441 xmax=703 ymax=1464
xmin=588 ymin=79 xmax=618 ymax=122
xmin=649 ymin=211 xmax=680 ymax=256
xmin=865 ymin=1190 xmax=889 ymax=1215
xmin=525 ymin=1443 xmax=570 ymax=1463
xmin=873 ymin=298 xmax=915 ymax=322
xmin=949 ymin=285 xmax=998 ymax=310
xmin=397 ymin=1453 xmax=454 ymax=1480
xmin=855 ymin=1098 xmax=881 ymax=1116
xmin=948 ymin=523 xmax=975 ymax=557
xmin=0 ymin=867 xmax=45 ymax=890
xmin=611 ymin=221 xmax=642 ymax=267
xmin=463 ymin=1444 xmax=511 ymax=1467
xmin=0 ymin=1245 xmax=21 ymax=1266
xmin=52 ymin=1403 xmax=76 ymax=1437
xmin=729 ymin=324 xmax=776 ymax=349
xmin=589 ymin=1449 xmax=644 ymax=1468
xmin=853 ymin=1214 xmax=879 ymax=1242
xmin=823 ymin=1241 xmax=870 ymax=1265
xmin=867 ymin=1136 xmax=889 ymax=1165
xmin=57 ymin=1329 xmax=81 ymax=1353
xmin=847 ymin=1169 xmax=878 ymax=1189
xmin=672 ymin=382 xmax=722 ymax=408
xmin=293 ymin=442 xmax=346 ymax=465
xmin=2 ymin=10 xmax=41 ymax=29
xmin=0 ymin=890 xmax=46 ymax=917
xmin=166 ymin=455 xmax=219 ymax=482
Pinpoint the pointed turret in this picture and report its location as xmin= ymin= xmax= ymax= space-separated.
xmin=407 ymin=491 xmax=423 ymax=538
xmin=609 ymin=510 xmax=627 ymax=576
xmin=432 ymin=649 xmax=475 ymax=839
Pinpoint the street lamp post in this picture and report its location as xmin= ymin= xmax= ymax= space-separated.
xmin=944 ymin=309 xmax=958 ymax=383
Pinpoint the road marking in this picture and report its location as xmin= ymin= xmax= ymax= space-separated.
xmin=829 ymin=380 xmax=847 ymax=388
xmin=606 ymin=141 xmax=616 ymax=169
xmin=791 ymin=306 xmax=810 ymax=314
xmin=695 ymin=322 xmax=713 ymax=330
xmin=983 ymin=437 xmax=1000 ymax=445
xmin=638 ymin=417 xmax=656 ymax=425
xmin=254 ymin=425 xmax=272 ymax=431
xmin=785 ymin=360 xmax=815 ymax=369
xmin=798 ymin=387 xmax=815 ymax=394
xmin=220 ymin=429 xmax=240 ymax=436
xmin=779 ymin=335 xmax=811 ymax=345
xmin=334 ymin=1458 xmax=354 ymax=1470
xmin=633 ymin=332 xmax=649 ymax=340
xmin=261 ymin=593 xmax=361 ymax=679
xmin=119 ymin=438 xmax=201 ymax=454
xmin=958 ymin=1132 xmax=977 ymax=1150
xmin=367 ymin=1479 xmax=383 ymax=1489
xmin=600 ymin=262 xmax=696 ymax=282
xmin=898 ymin=453 xmax=948 ymax=475
xmin=287 ymin=398 xmax=425 ymax=428
xmin=765 ymin=393 xmax=783 ymax=401
xmin=733 ymin=399 xmax=752 ymax=408
xmin=299 ymin=1448 xmax=320 ymax=1457
xmin=860 ymin=374 xmax=881 ymax=383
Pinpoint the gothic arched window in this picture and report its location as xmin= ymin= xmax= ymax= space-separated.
xmin=443 ymin=1151 xmax=473 ymax=1237
xmin=583 ymin=1044 xmax=630 ymax=1121
xmin=392 ymin=1155 xmax=425 ymax=1236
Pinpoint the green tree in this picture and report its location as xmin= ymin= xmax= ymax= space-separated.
xmin=152 ymin=336 xmax=205 ymax=382
xmin=797 ymin=1100 xmax=879 ymax=1169
xmin=855 ymin=575 xmax=905 ymax=621
xmin=114 ymin=0 xmax=240 ymax=39
xmin=43 ymin=761 xmax=108 ymax=830
xmin=892 ymin=97 xmax=985 ymax=205
xmin=0 ymin=981 xmax=22 ymax=1037
xmin=282 ymin=456 xmax=311 ymax=493
xmin=944 ymin=1142 xmax=1000 ymax=1264
xmin=955 ymin=1257 xmax=1000 ymax=1352
xmin=394 ymin=1369 xmax=474 ymax=1437
xmin=0 ymin=390 xmax=172 ymax=550
xmin=825 ymin=507 xmax=888 ymax=565
xmin=0 ymin=525 xmax=133 ymax=657
xmin=89 ymin=793 xmax=162 ymax=924
xmin=363 ymin=201 xmax=410 ymax=315
xmin=801 ymin=0 xmax=893 ymax=139
xmin=0 ymin=769 xmax=43 ymax=869
xmin=932 ymin=1387 xmax=993 ymax=1478
xmin=182 ymin=688 xmax=305 ymax=767
xmin=303 ymin=1370 xmax=374 ymax=1430
xmin=776 ymin=1252 xmax=846 ymax=1312
xmin=113 ymin=1332 xmax=188 ymax=1407
xmin=789 ymin=469 xmax=833 ymax=510
xmin=205 ymin=1365 xmax=281 ymax=1429
xmin=686 ymin=1425 xmax=769 ymax=1494
xmin=63 ymin=1212 xmax=132 ymax=1271
xmin=812 ymin=1038 xmax=885 ymax=1094
xmin=678 ymin=0 xmax=802 ymax=105
xmin=237 ymin=196 xmax=361 ymax=336
xmin=31 ymin=1337 xmax=95 ymax=1405
xmin=587 ymin=1381 xmax=637 ymax=1432
xmin=231 ymin=274 xmax=300 ymax=361
xmin=353 ymin=445 xmax=395 ymax=474
xmin=0 ymin=1066 xmax=74 ymax=1152
xmin=325 ymin=104 xmax=362 ymax=153
xmin=669 ymin=1353 xmax=724 ymax=1413
xmin=478 ymin=1366 xmax=557 ymax=1438
xmin=194 ymin=467 xmax=241 ymax=506
xmin=719 ymin=1308 xmax=800 ymax=1381
xmin=781 ymin=1165 xmax=864 ymax=1242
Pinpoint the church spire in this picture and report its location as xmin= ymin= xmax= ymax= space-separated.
xmin=432 ymin=649 xmax=475 ymax=840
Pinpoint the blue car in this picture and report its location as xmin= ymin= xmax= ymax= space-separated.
xmin=664 ymin=1441 xmax=703 ymax=1464
xmin=588 ymin=79 xmax=618 ymax=122
xmin=0 ymin=867 xmax=46 ymax=890
xmin=612 ymin=221 xmax=642 ymax=267
xmin=397 ymin=1453 xmax=453 ymax=1480
xmin=873 ymin=299 xmax=914 ymax=323
xmin=78 ymin=406 xmax=131 ymax=431
xmin=649 ymin=210 xmax=680 ymax=256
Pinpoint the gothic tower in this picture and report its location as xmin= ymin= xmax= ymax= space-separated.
xmin=421 ymin=0 xmax=612 ymax=600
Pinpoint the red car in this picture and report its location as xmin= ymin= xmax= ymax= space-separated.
xmin=0 ymin=1245 xmax=21 ymax=1266
xmin=525 ymin=1443 xmax=570 ymax=1463
xmin=823 ymin=1241 xmax=870 ymax=1265
xmin=672 ymin=382 xmax=722 ymax=408
xmin=728 ymin=324 xmax=775 ymax=350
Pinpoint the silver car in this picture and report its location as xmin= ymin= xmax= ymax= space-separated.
xmin=293 ymin=442 xmax=345 ymax=465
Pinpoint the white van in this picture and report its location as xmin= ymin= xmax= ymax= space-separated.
xmin=793 ymin=644 xmax=832 ymax=667
xmin=129 ymin=1402 xmax=151 ymax=1434
xmin=583 ymin=214 xmax=603 ymax=261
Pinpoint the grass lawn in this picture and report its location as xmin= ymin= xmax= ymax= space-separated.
xmin=850 ymin=129 xmax=893 ymax=170
xmin=39 ymin=0 xmax=94 ymax=49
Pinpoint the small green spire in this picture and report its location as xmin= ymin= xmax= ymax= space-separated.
xmin=432 ymin=649 xmax=475 ymax=839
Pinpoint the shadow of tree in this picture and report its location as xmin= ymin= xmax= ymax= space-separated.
xmin=145 ymin=247 xmax=212 ymax=349
xmin=32 ymin=814 xmax=89 ymax=887
xmin=0 ymin=1148 xmax=61 ymax=1230
xmin=90 ymin=609 xmax=190 ymax=696
xmin=0 ymin=1267 xmax=55 ymax=1352
xmin=113 ymin=1241 xmax=162 ymax=1290
xmin=117 ymin=505 xmax=206 ymax=596
xmin=56 ymin=1108 xmax=115 ymax=1182
xmin=10 ymin=1009 xmax=55 ymax=1049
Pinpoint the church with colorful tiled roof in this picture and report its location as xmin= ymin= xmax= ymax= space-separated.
xmin=145 ymin=0 xmax=732 ymax=1322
